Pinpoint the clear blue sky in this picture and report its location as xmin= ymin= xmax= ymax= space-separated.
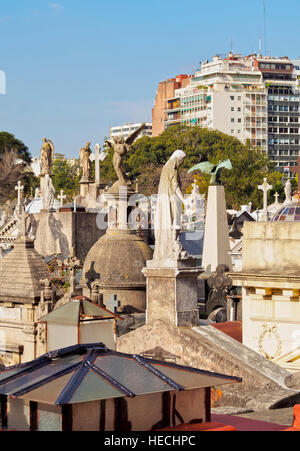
xmin=0 ymin=0 xmax=300 ymax=158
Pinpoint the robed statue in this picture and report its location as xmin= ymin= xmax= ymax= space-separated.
xmin=80 ymin=142 xmax=92 ymax=181
xmin=40 ymin=138 xmax=54 ymax=175
xmin=42 ymin=174 xmax=55 ymax=211
xmin=188 ymin=159 xmax=232 ymax=185
xmin=105 ymin=123 xmax=146 ymax=186
xmin=153 ymin=150 xmax=187 ymax=264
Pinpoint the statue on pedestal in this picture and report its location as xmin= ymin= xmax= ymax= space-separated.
xmin=80 ymin=142 xmax=92 ymax=182
xmin=105 ymin=123 xmax=146 ymax=186
xmin=40 ymin=138 xmax=54 ymax=175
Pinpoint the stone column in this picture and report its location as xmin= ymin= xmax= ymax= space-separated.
xmin=118 ymin=186 xmax=129 ymax=230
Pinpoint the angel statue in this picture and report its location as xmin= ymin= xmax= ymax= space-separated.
xmin=105 ymin=123 xmax=146 ymax=186
xmin=40 ymin=138 xmax=54 ymax=175
xmin=188 ymin=159 xmax=232 ymax=185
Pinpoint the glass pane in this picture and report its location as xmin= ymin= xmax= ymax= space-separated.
xmin=152 ymin=364 xmax=238 ymax=389
xmin=0 ymin=354 xmax=82 ymax=395
xmin=40 ymin=301 xmax=80 ymax=324
xmin=94 ymin=355 xmax=173 ymax=395
xmin=0 ymin=368 xmax=24 ymax=383
xmin=69 ymin=370 xmax=122 ymax=404
xmin=20 ymin=372 xmax=75 ymax=405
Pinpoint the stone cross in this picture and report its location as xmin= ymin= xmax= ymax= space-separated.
xmin=66 ymin=248 xmax=81 ymax=296
xmin=15 ymin=180 xmax=24 ymax=215
xmin=291 ymin=157 xmax=300 ymax=192
xmin=58 ymin=189 xmax=66 ymax=207
xmin=274 ymin=192 xmax=280 ymax=204
xmin=106 ymin=294 xmax=121 ymax=314
xmin=258 ymin=178 xmax=273 ymax=215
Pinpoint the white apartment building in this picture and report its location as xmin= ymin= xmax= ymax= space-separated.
xmin=164 ymin=53 xmax=300 ymax=173
xmin=166 ymin=54 xmax=268 ymax=152
xmin=109 ymin=122 xmax=152 ymax=141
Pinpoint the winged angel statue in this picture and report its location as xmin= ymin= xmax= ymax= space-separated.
xmin=188 ymin=159 xmax=232 ymax=185
xmin=105 ymin=123 xmax=146 ymax=186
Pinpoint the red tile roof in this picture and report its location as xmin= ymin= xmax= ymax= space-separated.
xmin=210 ymin=321 xmax=242 ymax=343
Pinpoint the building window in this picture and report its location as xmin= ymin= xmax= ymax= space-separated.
xmin=231 ymin=118 xmax=235 ymax=123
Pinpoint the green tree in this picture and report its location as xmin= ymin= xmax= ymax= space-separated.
xmin=0 ymin=131 xmax=31 ymax=164
xmin=0 ymin=132 xmax=34 ymax=204
xmin=52 ymin=159 xmax=81 ymax=201
xmin=101 ymin=125 xmax=283 ymax=210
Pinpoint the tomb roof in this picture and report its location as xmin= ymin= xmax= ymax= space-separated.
xmin=0 ymin=343 xmax=241 ymax=405
xmin=0 ymin=233 xmax=50 ymax=304
xmin=38 ymin=298 xmax=120 ymax=325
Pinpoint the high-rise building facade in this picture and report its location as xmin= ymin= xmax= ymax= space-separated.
xmin=152 ymin=75 xmax=190 ymax=137
xmin=174 ymin=54 xmax=268 ymax=152
xmin=156 ymin=53 xmax=300 ymax=175
xmin=254 ymin=56 xmax=300 ymax=172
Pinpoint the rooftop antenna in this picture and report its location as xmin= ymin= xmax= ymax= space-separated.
xmin=258 ymin=26 xmax=262 ymax=55
xmin=263 ymin=0 xmax=267 ymax=55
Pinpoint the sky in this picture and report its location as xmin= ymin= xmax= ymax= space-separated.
xmin=0 ymin=0 xmax=300 ymax=159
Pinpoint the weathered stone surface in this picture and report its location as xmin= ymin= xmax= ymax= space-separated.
xmin=0 ymin=236 xmax=50 ymax=304
xmin=231 ymin=221 xmax=300 ymax=365
xmin=117 ymin=321 xmax=300 ymax=411
xmin=82 ymin=229 xmax=153 ymax=312
xmin=143 ymin=266 xmax=201 ymax=327
xmin=33 ymin=210 xmax=105 ymax=262
xmin=242 ymin=221 xmax=300 ymax=272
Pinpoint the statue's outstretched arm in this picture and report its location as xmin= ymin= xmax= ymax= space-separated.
xmin=125 ymin=123 xmax=146 ymax=146
xmin=105 ymin=140 xmax=113 ymax=149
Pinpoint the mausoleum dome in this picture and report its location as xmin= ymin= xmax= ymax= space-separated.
xmin=82 ymin=229 xmax=153 ymax=312
xmin=26 ymin=198 xmax=60 ymax=214
xmin=272 ymin=202 xmax=300 ymax=222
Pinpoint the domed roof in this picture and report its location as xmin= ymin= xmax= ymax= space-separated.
xmin=82 ymin=229 xmax=153 ymax=289
xmin=272 ymin=202 xmax=300 ymax=222
xmin=26 ymin=198 xmax=60 ymax=214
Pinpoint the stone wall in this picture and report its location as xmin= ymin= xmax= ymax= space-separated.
xmin=242 ymin=221 xmax=300 ymax=272
xmin=33 ymin=211 xmax=105 ymax=262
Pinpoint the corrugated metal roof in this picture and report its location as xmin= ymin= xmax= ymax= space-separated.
xmin=0 ymin=343 xmax=242 ymax=406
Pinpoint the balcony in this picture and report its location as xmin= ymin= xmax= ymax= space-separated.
xmin=165 ymin=106 xmax=181 ymax=113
